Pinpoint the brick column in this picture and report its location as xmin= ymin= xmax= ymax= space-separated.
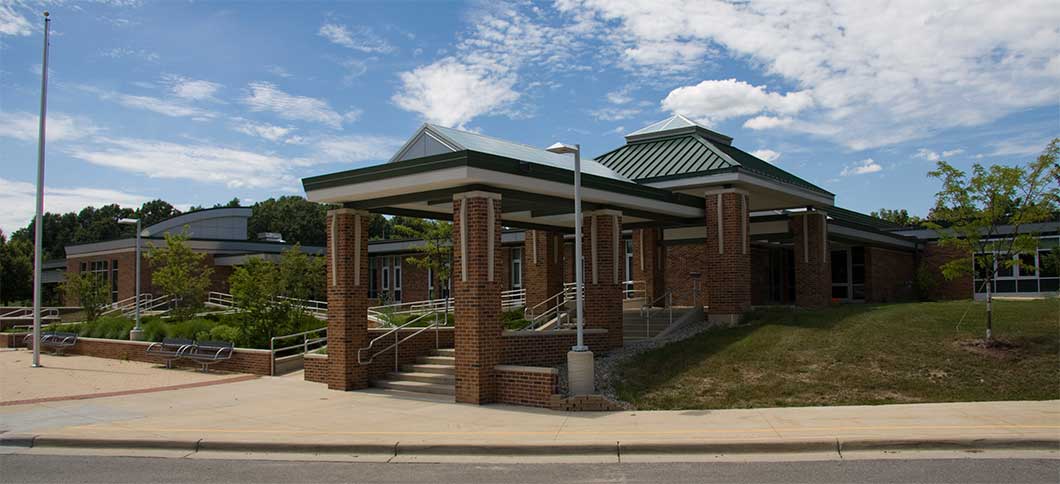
xmin=582 ymin=210 xmax=623 ymax=349
xmin=325 ymin=208 xmax=370 ymax=390
xmin=452 ymin=191 xmax=503 ymax=404
xmin=523 ymin=230 xmax=564 ymax=310
xmin=704 ymin=189 xmax=751 ymax=326
xmin=790 ymin=211 xmax=831 ymax=308
xmin=632 ymin=228 xmax=662 ymax=303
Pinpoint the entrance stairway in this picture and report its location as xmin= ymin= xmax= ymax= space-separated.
xmin=623 ymin=308 xmax=670 ymax=341
xmin=373 ymin=348 xmax=455 ymax=396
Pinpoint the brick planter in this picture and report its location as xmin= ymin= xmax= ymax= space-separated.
xmin=501 ymin=328 xmax=608 ymax=366
xmin=304 ymin=353 xmax=328 ymax=383
xmin=495 ymin=365 xmax=558 ymax=408
xmin=0 ymin=333 xmax=28 ymax=348
xmin=58 ymin=337 xmax=272 ymax=375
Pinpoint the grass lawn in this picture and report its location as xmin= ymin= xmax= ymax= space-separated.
xmin=614 ymin=299 xmax=1060 ymax=410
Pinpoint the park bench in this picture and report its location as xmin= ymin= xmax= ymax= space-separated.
xmin=181 ymin=340 xmax=234 ymax=373
xmin=145 ymin=337 xmax=195 ymax=369
xmin=23 ymin=332 xmax=78 ymax=355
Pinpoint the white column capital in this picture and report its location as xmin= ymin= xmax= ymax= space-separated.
xmin=453 ymin=190 xmax=502 ymax=201
xmin=327 ymin=208 xmax=370 ymax=217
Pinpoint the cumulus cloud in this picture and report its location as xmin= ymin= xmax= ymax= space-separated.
xmin=0 ymin=177 xmax=150 ymax=234
xmin=557 ymin=0 xmax=1060 ymax=149
xmin=318 ymin=23 xmax=394 ymax=53
xmin=392 ymin=58 xmax=518 ymax=128
xmin=662 ymin=79 xmax=813 ymax=124
xmin=242 ymin=82 xmax=350 ymax=128
xmin=751 ymin=149 xmax=780 ymax=163
xmin=840 ymin=158 xmax=882 ymax=176
xmin=0 ymin=111 xmax=102 ymax=142
xmin=743 ymin=115 xmax=793 ymax=130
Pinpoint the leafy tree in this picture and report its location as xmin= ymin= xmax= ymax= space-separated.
xmin=279 ymin=244 xmax=326 ymax=302
xmin=137 ymin=199 xmax=181 ymax=227
xmin=925 ymin=138 xmax=1059 ymax=341
xmin=147 ymin=231 xmax=213 ymax=321
xmin=61 ymin=270 xmax=110 ymax=322
xmin=0 ymin=230 xmax=33 ymax=304
xmin=248 ymin=196 xmax=330 ymax=246
xmin=870 ymin=208 xmax=922 ymax=226
xmin=393 ymin=219 xmax=452 ymax=301
xmin=228 ymin=257 xmax=290 ymax=347
xmin=368 ymin=213 xmax=390 ymax=240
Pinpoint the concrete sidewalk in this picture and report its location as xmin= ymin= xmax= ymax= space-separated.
xmin=1 ymin=371 xmax=1057 ymax=460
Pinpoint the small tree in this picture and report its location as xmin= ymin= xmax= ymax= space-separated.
xmin=925 ymin=139 xmax=1059 ymax=341
xmin=148 ymin=230 xmax=213 ymax=321
xmin=62 ymin=271 xmax=109 ymax=322
xmin=229 ymin=257 xmax=291 ymax=347
xmin=394 ymin=219 xmax=452 ymax=300
xmin=279 ymin=244 xmax=325 ymax=302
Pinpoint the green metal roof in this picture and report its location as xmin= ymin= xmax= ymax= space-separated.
xmin=595 ymin=125 xmax=832 ymax=196
xmin=826 ymin=206 xmax=904 ymax=230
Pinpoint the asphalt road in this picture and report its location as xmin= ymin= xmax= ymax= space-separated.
xmin=1 ymin=455 xmax=1058 ymax=484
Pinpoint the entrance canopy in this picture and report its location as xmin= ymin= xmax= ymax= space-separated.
xmin=303 ymin=124 xmax=704 ymax=231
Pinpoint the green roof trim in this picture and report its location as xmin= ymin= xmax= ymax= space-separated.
xmin=595 ymin=131 xmax=833 ymax=197
xmin=826 ymin=206 xmax=905 ymax=230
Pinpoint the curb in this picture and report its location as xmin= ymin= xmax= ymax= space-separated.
xmin=3 ymin=434 xmax=1057 ymax=457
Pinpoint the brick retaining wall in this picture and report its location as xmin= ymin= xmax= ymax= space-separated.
xmin=57 ymin=337 xmax=273 ymax=375
xmin=500 ymin=328 xmax=608 ymax=366
xmin=304 ymin=353 xmax=327 ymax=383
xmin=494 ymin=365 xmax=558 ymax=408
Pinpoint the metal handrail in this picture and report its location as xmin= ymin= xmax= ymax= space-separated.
xmin=358 ymin=312 xmax=450 ymax=371
xmin=523 ymin=288 xmax=571 ymax=331
xmin=640 ymin=289 xmax=673 ymax=338
xmin=269 ymin=326 xmax=328 ymax=376
xmin=622 ymin=280 xmax=646 ymax=300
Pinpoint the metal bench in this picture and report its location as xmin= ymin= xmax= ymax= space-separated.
xmin=181 ymin=340 xmax=234 ymax=373
xmin=145 ymin=337 xmax=195 ymax=368
xmin=23 ymin=331 xmax=78 ymax=355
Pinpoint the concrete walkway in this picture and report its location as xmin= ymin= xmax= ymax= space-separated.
xmin=1 ymin=364 xmax=1057 ymax=459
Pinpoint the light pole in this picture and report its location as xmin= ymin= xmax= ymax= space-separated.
xmin=547 ymin=142 xmax=593 ymax=395
xmin=118 ymin=218 xmax=143 ymax=340
xmin=31 ymin=12 xmax=51 ymax=368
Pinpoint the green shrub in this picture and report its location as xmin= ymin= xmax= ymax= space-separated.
xmin=503 ymin=319 xmax=531 ymax=331
xmin=81 ymin=317 xmax=134 ymax=340
xmin=166 ymin=318 xmax=216 ymax=341
xmin=501 ymin=307 xmax=525 ymax=323
xmin=141 ymin=319 xmax=170 ymax=342
xmin=208 ymin=324 xmax=242 ymax=344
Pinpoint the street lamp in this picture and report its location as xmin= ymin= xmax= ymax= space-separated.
xmin=117 ymin=217 xmax=143 ymax=340
xmin=546 ymin=142 xmax=593 ymax=395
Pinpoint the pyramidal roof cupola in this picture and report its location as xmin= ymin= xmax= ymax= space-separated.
xmin=625 ymin=114 xmax=733 ymax=146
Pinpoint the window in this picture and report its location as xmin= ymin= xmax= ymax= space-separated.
xmin=110 ymin=259 xmax=119 ymax=303
xmin=624 ymin=239 xmax=633 ymax=288
xmin=393 ymin=257 xmax=402 ymax=302
xmin=511 ymin=248 xmax=522 ymax=289
xmin=973 ymin=236 xmax=1060 ymax=295
xmin=831 ymin=250 xmax=848 ymax=300
xmin=368 ymin=257 xmax=378 ymax=299
xmin=1018 ymin=253 xmax=1037 ymax=277
xmin=427 ymin=266 xmax=434 ymax=299
xmin=382 ymin=257 xmax=390 ymax=292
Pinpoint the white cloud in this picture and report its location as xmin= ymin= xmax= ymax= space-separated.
xmin=0 ymin=111 xmax=102 ymax=142
xmin=392 ymin=58 xmax=518 ymax=128
xmin=242 ymin=82 xmax=348 ymax=128
xmin=318 ymin=23 xmax=394 ymax=53
xmin=914 ymin=148 xmax=964 ymax=162
xmin=77 ymin=85 xmax=215 ymax=119
xmin=99 ymin=47 xmax=160 ymax=62
xmin=743 ymin=115 xmax=793 ymax=130
xmin=314 ymin=135 xmax=406 ymax=165
xmin=266 ymin=65 xmax=293 ymax=78
xmin=230 ymin=118 xmax=295 ymax=143
xmin=162 ymin=75 xmax=222 ymax=101
xmin=661 ymin=79 xmax=813 ymax=124
xmin=393 ymin=3 xmax=581 ymax=127
xmin=751 ymin=149 xmax=781 ymax=163
xmin=841 ymin=158 xmax=882 ymax=176
xmin=590 ymin=106 xmax=641 ymax=122
xmin=558 ymin=0 xmax=1060 ymax=149
xmin=0 ymin=2 xmax=32 ymax=36
xmin=0 ymin=177 xmax=150 ymax=234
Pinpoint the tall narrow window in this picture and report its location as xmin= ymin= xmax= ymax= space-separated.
xmin=427 ymin=266 xmax=434 ymax=300
xmin=393 ymin=257 xmax=402 ymax=302
xmin=368 ymin=257 xmax=378 ymax=299
xmin=382 ymin=256 xmax=390 ymax=295
xmin=511 ymin=247 xmax=522 ymax=289
xmin=110 ymin=259 xmax=119 ymax=303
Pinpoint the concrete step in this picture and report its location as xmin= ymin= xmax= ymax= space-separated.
xmin=402 ymin=363 xmax=455 ymax=375
xmin=432 ymin=348 xmax=455 ymax=357
xmin=417 ymin=355 xmax=455 ymax=365
xmin=386 ymin=371 xmax=455 ymax=384
xmin=374 ymin=379 xmax=455 ymax=395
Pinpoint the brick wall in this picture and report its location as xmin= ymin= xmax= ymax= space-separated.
xmin=865 ymin=247 xmax=917 ymax=303
xmin=750 ymin=246 xmax=771 ymax=305
xmin=65 ymin=251 xmax=155 ymax=305
xmin=663 ymin=242 xmax=707 ymax=307
xmin=920 ymin=242 xmax=971 ymax=300
xmin=401 ymin=257 xmax=429 ymax=302
xmin=582 ymin=213 xmax=623 ymax=348
xmin=494 ymin=365 xmax=558 ymax=408
xmin=704 ymin=191 xmax=752 ymax=319
xmin=790 ymin=213 xmax=831 ymax=308
xmin=0 ymin=333 xmax=27 ymax=348
xmin=500 ymin=329 xmax=609 ymax=366
xmin=563 ymin=242 xmax=575 ymax=283
xmin=58 ymin=337 xmax=272 ymax=375
xmin=523 ymin=230 xmax=564 ymax=309
xmin=325 ymin=209 xmax=370 ymax=391
xmin=304 ymin=353 xmax=328 ymax=383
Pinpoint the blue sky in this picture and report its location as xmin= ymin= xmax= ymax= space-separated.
xmin=1 ymin=0 xmax=1057 ymax=233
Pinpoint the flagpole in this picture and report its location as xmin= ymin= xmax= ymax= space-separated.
xmin=32 ymin=11 xmax=51 ymax=368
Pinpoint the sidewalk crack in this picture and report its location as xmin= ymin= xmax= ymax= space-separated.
xmin=835 ymin=438 xmax=843 ymax=459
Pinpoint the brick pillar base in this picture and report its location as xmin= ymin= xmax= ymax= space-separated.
xmin=582 ymin=211 xmax=623 ymax=349
xmin=704 ymin=190 xmax=751 ymax=326
xmin=453 ymin=191 xmax=503 ymax=404
xmin=524 ymin=230 xmax=563 ymax=310
xmin=325 ymin=209 xmax=370 ymax=390
xmin=791 ymin=212 xmax=831 ymax=308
